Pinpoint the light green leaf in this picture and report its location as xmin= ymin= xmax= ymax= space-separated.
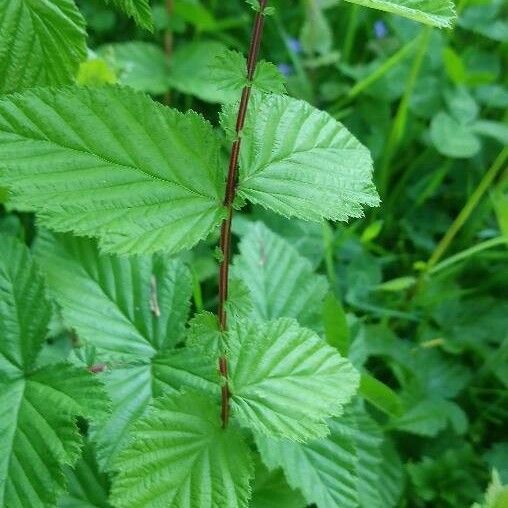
xmin=169 ymin=41 xmax=239 ymax=103
xmin=99 ymin=42 xmax=169 ymax=95
xmin=0 ymin=86 xmax=226 ymax=255
xmin=210 ymin=50 xmax=286 ymax=95
xmin=105 ymin=0 xmax=153 ymax=30
xmin=111 ymin=391 xmax=254 ymax=508
xmin=228 ymin=318 xmax=360 ymax=441
xmin=36 ymin=232 xmax=192 ymax=358
xmin=235 ymin=94 xmax=379 ymax=222
xmin=232 ymin=222 xmax=328 ymax=329
xmin=35 ymin=232 xmax=219 ymax=467
xmin=359 ymin=372 xmax=404 ymax=417
xmin=393 ymin=398 xmax=467 ymax=436
xmin=300 ymin=2 xmax=333 ymax=55
xmin=0 ymin=0 xmax=87 ymax=93
xmin=342 ymin=0 xmax=456 ymax=28
xmin=430 ymin=111 xmax=481 ymax=158
xmin=0 ymin=235 xmax=109 ymax=507
xmin=323 ymin=293 xmax=350 ymax=355
xmin=257 ymin=404 xmax=393 ymax=508
xmin=472 ymin=470 xmax=508 ymax=508
xmin=77 ymin=59 xmax=117 ymax=87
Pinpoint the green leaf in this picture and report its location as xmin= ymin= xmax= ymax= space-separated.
xmin=99 ymin=42 xmax=169 ymax=95
xmin=105 ymin=0 xmax=154 ymax=30
xmin=0 ymin=0 xmax=87 ymax=93
xmin=35 ymin=232 xmax=219 ymax=467
xmin=323 ymin=293 xmax=350 ymax=355
xmin=250 ymin=457 xmax=306 ymax=508
xmin=235 ymin=93 xmax=379 ymax=222
xmin=228 ymin=318 xmax=360 ymax=441
xmin=342 ymin=0 xmax=456 ymax=28
xmin=257 ymin=404 xmax=395 ymax=508
xmin=169 ymin=41 xmax=239 ymax=103
xmin=430 ymin=111 xmax=481 ymax=159
xmin=232 ymin=222 xmax=328 ymax=329
xmin=210 ymin=50 xmax=286 ymax=95
xmin=111 ymin=391 xmax=254 ymax=508
xmin=359 ymin=372 xmax=404 ymax=417
xmin=472 ymin=470 xmax=508 ymax=508
xmin=393 ymin=398 xmax=467 ymax=436
xmin=58 ymin=442 xmax=112 ymax=507
xmin=0 ymin=86 xmax=226 ymax=255
xmin=77 ymin=59 xmax=117 ymax=87
xmin=0 ymin=235 xmax=109 ymax=507
xmin=36 ymin=232 xmax=192 ymax=358
xmin=300 ymin=2 xmax=333 ymax=55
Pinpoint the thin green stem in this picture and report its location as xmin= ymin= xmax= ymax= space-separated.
xmin=191 ymin=267 xmax=204 ymax=312
xmin=322 ymin=221 xmax=337 ymax=287
xmin=426 ymin=147 xmax=508 ymax=271
xmin=342 ymin=5 xmax=359 ymax=64
xmin=163 ymin=0 xmax=174 ymax=105
xmin=429 ymin=236 xmax=508 ymax=275
xmin=377 ymin=27 xmax=431 ymax=196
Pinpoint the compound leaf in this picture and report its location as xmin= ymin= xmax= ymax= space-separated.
xmin=342 ymin=0 xmax=456 ymax=28
xmin=111 ymin=391 xmax=254 ymax=508
xmin=0 ymin=86 xmax=226 ymax=255
xmin=0 ymin=235 xmax=109 ymax=507
xmin=232 ymin=222 xmax=328 ymax=329
xmin=0 ymin=0 xmax=87 ymax=93
xmin=228 ymin=318 xmax=360 ymax=441
xmin=235 ymin=94 xmax=379 ymax=222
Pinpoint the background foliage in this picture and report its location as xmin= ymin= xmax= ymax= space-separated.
xmin=0 ymin=0 xmax=507 ymax=507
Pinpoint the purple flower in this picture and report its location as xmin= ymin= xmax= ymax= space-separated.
xmin=287 ymin=37 xmax=302 ymax=54
xmin=374 ymin=20 xmax=388 ymax=39
xmin=277 ymin=63 xmax=293 ymax=77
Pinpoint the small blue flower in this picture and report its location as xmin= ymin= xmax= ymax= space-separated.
xmin=277 ymin=63 xmax=293 ymax=77
xmin=287 ymin=37 xmax=302 ymax=54
xmin=374 ymin=20 xmax=388 ymax=39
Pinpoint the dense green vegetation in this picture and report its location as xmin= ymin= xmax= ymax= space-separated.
xmin=0 ymin=0 xmax=507 ymax=507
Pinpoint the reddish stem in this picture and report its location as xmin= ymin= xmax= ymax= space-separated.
xmin=217 ymin=0 xmax=268 ymax=428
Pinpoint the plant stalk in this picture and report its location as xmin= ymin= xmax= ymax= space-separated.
xmin=426 ymin=147 xmax=508 ymax=271
xmin=217 ymin=0 xmax=268 ymax=429
xmin=163 ymin=0 xmax=174 ymax=105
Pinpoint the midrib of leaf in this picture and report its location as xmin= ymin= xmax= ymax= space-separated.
xmin=74 ymin=260 xmax=156 ymax=356
xmin=1 ymin=124 xmax=214 ymax=204
xmin=242 ymin=145 xmax=360 ymax=181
